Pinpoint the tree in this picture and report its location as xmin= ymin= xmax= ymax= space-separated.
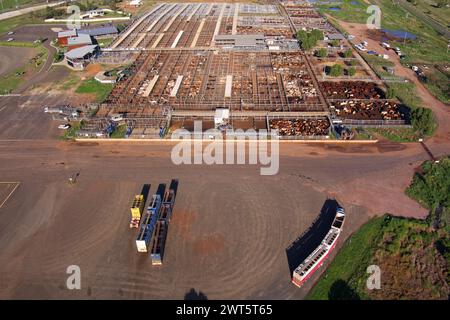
xmin=45 ymin=6 xmax=57 ymax=19
xmin=310 ymin=29 xmax=324 ymax=42
xmin=331 ymin=39 xmax=340 ymax=47
xmin=329 ymin=64 xmax=343 ymax=77
xmin=316 ymin=48 xmax=327 ymax=58
xmin=343 ymin=49 xmax=352 ymax=58
xmin=296 ymin=29 xmax=323 ymax=51
xmin=347 ymin=67 xmax=356 ymax=77
xmin=411 ymin=107 xmax=436 ymax=136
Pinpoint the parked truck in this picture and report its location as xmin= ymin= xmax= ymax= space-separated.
xmin=150 ymin=220 xmax=168 ymax=265
xmin=130 ymin=194 xmax=145 ymax=228
xmin=135 ymin=194 xmax=161 ymax=252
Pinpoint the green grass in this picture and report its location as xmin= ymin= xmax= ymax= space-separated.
xmin=308 ymin=210 xmax=450 ymax=299
xmin=97 ymin=37 xmax=115 ymax=47
xmin=422 ymin=66 xmax=450 ymax=104
xmin=354 ymin=129 xmax=374 ymax=140
xmin=110 ymin=124 xmax=127 ymax=138
xmin=406 ymin=157 xmax=450 ymax=209
xmin=0 ymin=0 xmax=44 ymax=13
xmin=411 ymin=0 xmax=450 ymax=28
xmin=306 ymin=216 xmax=386 ymax=300
xmin=309 ymin=158 xmax=450 ymax=299
xmin=318 ymin=0 xmax=369 ymax=24
xmin=0 ymin=66 xmax=25 ymax=94
xmin=0 ymin=9 xmax=44 ymax=35
xmin=373 ymin=0 xmax=449 ymax=64
xmin=386 ymin=82 xmax=421 ymax=110
xmin=60 ymin=76 xmax=80 ymax=90
xmin=368 ymin=127 xmax=420 ymax=142
xmin=0 ymin=40 xmax=39 ymax=47
xmin=0 ymin=43 xmax=46 ymax=93
xmin=75 ymin=78 xmax=113 ymax=103
xmin=60 ymin=120 xmax=84 ymax=140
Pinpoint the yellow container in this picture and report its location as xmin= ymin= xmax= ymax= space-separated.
xmin=131 ymin=195 xmax=144 ymax=219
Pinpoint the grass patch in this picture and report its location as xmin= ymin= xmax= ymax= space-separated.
xmin=60 ymin=76 xmax=80 ymax=91
xmin=309 ymin=158 xmax=450 ymax=300
xmin=367 ymin=127 xmax=420 ymax=142
xmin=0 ymin=10 xmax=44 ymax=35
xmin=0 ymin=40 xmax=39 ymax=47
xmin=354 ymin=128 xmax=374 ymax=140
xmin=0 ymin=67 xmax=25 ymax=94
xmin=386 ymin=82 xmax=421 ymax=110
xmin=406 ymin=157 xmax=450 ymax=210
xmin=110 ymin=124 xmax=127 ymax=138
xmin=308 ymin=213 xmax=449 ymax=299
xmin=0 ymin=0 xmax=44 ymax=14
xmin=307 ymin=216 xmax=386 ymax=300
xmin=0 ymin=44 xmax=46 ymax=93
xmin=60 ymin=120 xmax=84 ymax=140
xmin=75 ymin=77 xmax=113 ymax=103
xmin=97 ymin=37 xmax=115 ymax=47
xmin=318 ymin=0 xmax=369 ymax=24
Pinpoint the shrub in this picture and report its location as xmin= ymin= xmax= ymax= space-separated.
xmin=329 ymin=64 xmax=343 ymax=77
xmin=347 ymin=67 xmax=356 ymax=76
xmin=411 ymin=107 xmax=436 ymax=137
xmin=343 ymin=49 xmax=352 ymax=58
xmin=316 ymin=48 xmax=327 ymax=58
xmin=297 ymin=29 xmax=324 ymax=50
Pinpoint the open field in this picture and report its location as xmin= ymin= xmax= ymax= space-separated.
xmin=0 ymin=137 xmax=433 ymax=299
xmin=0 ymin=46 xmax=35 ymax=76
xmin=0 ymin=182 xmax=20 ymax=208
xmin=0 ymin=0 xmax=47 ymax=14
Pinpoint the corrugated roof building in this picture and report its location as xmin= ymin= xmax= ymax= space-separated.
xmin=214 ymin=34 xmax=265 ymax=48
xmin=67 ymin=34 xmax=93 ymax=50
xmin=57 ymin=29 xmax=77 ymax=46
xmin=78 ymin=26 xmax=118 ymax=37
xmin=65 ymin=45 xmax=99 ymax=70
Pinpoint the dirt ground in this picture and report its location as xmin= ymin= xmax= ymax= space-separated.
xmin=0 ymin=88 xmax=444 ymax=299
xmin=0 ymin=136 xmax=427 ymax=299
xmin=0 ymin=46 xmax=36 ymax=77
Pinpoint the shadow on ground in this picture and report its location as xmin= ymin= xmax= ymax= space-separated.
xmin=184 ymin=288 xmax=208 ymax=300
xmin=285 ymin=199 xmax=340 ymax=275
xmin=328 ymin=279 xmax=360 ymax=300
